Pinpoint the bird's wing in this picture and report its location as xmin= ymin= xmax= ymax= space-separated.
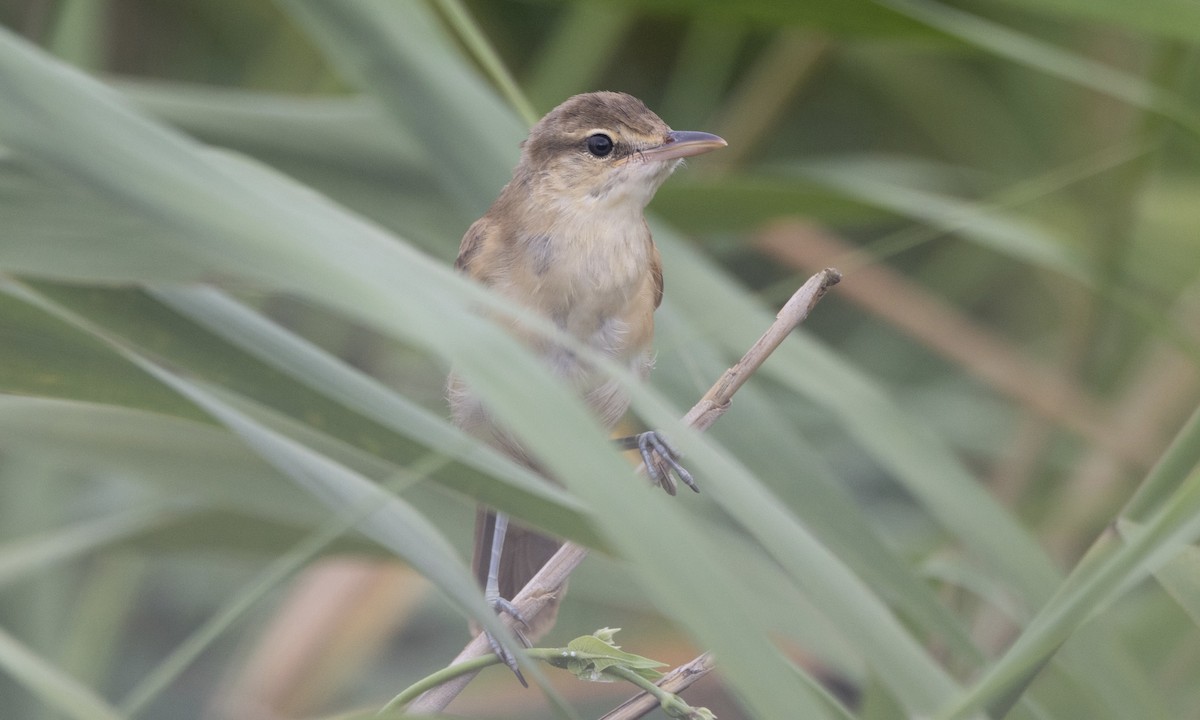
xmin=649 ymin=235 xmax=664 ymax=309
xmin=454 ymin=216 xmax=492 ymax=279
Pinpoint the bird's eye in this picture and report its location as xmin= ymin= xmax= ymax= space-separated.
xmin=586 ymin=133 xmax=614 ymax=157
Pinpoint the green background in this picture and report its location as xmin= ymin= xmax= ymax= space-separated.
xmin=1 ymin=1 xmax=1200 ymax=718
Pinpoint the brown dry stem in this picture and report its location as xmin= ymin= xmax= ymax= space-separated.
xmin=598 ymin=652 xmax=717 ymax=720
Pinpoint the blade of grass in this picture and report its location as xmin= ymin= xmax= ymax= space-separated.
xmin=990 ymin=0 xmax=1200 ymax=43
xmin=0 ymin=625 xmax=123 ymax=720
xmin=0 ymin=277 xmax=533 ymax=670
xmin=582 ymin=270 xmax=967 ymax=717
xmin=0 ymin=503 xmax=177 ymax=589
xmin=935 ymin=408 xmax=1200 ymax=718
xmin=430 ymin=0 xmax=538 ymax=125
xmin=2 ymin=281 xmax=595 ymax=545
xmin=653 ymin=223 xmax=1173 ymax=719
xmin=655 ymin=222 xmax=1063 ymax=604
xmin=791 ymin=156 xmax=1093 ymax=282
xmin=279 ymin=0 xmax=523 ymax=217
xmin=874 ymin=0 xmax=1200 ymax=139
xmin=118 ymin=454 xmax=451 ymax=718
xmin=149 ymin=286 xmax=591 ymax=537
xmin=654 ymin=300 xmax=986 ymax=668
xmin=1154 ymin=544 xmax=1200 ymax=628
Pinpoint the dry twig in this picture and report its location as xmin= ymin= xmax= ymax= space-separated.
xmin=599 ymin=652 xmax=716 ymax=720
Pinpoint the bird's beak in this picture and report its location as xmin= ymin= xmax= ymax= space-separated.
xmin=632 ymin=130 xmax=727 ymax=163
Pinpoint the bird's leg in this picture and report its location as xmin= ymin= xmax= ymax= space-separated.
xmin=483 ymin=511 xmax=530 ymax=686
xmin=614 ymin=431 xmax=699 ymax=495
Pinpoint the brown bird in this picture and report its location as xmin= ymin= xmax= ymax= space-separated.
xmin=447 ymin=91 xmax=726 ymax=681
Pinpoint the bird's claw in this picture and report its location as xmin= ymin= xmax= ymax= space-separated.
xmin=487 ymin=594 xmax=530 ymax=629
xmin=622 ymin=430 xmax=699 ymax=495
xmin=485 ymin=594 xmax=530 ymax=686
xmin=484 ymin=631 xmax=527 ymax=687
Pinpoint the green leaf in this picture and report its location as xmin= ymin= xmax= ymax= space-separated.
xmin=605 ymin=0 xmax=941 ymax=35
xmin=936 ymin=457 xmax=1200 ymax=718
xmin=791 ymin=156 xmax=1094 ymax=282
xmin=652 ymin=175 xmax=889 ymax=234
xmin=0 ymin=625 xmax=123 ymax=720
xmin=875 ymin=0 xmax=1200 ymax=137
xmin=560 ymin=629 xmax=667 ymax=683
xmin=0 ymin=498 xmax=175 ymax=589
xmin=1154 ymin=545 xmax=1200 ymax=629
xmin=279 ymin=0 xmax=525 ymax=216
xmin=0 ymin=277 xmax=597 ymax=547
xmin=989 ymin=0 xmax=1200 ymax=43
xmin=0 ymin=278 xmax=530 ymax=659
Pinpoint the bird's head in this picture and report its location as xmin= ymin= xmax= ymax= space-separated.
xmin=517 ymin=91 xmax=726 ymax=212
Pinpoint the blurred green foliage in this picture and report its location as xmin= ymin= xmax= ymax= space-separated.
xmin=1 ymin=1 xmax=1199 ymax=719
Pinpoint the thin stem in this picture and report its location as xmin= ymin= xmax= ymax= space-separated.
xmin=378 ymin=654 xmax=501 ymax=715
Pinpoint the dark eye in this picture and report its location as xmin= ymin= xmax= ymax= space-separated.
xmin=586 ymin=133 xmax=614 ymax=157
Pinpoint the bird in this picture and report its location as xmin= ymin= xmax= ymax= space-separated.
xmin=446 ymin=91 xmax=726 ymax=682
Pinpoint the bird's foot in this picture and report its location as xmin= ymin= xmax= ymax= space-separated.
xmin=616 ymin=430 xmax=699 ymax=495
xmin=484 ymin=594 xmax=530 ymax=687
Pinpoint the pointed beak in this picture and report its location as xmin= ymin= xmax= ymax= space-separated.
xmin=634 ymin=130 xmax=727 ymax=163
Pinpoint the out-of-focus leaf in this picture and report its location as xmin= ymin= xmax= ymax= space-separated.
xmin=0 ymin=500 xmax=177 ymax=588
xmin=791 ymin=157 xmax=1094 ymax=282
xmin=0 ymin=625 xmax=122 ymax=720
xmin=280 ymin=0 xmax=525 ymax=217
xmin=936 ymin=457 xmax=1200 ymax=719
xmin=990 ymin=0 xmax=1200 ymax=43
xmin=3 ymin=278 xmax=535 ymax=664
xmin=0 ymin=287 xmax=201 ymax=417
xmin=0 ymin=395 xmax=331 ymax=524
xmin=3 ymin=0 xmax=1195 ymax=717
xmin=653 ymin=301 xmax=986 ymax=668
xmin=598 ymin=0 xmax=939 ymax=35
xmin=17 ymin=282 xmax=596 ymax=545
xmin=876 ymin=0 xmax=1200 ymax=136
xmin=652 ymin=175 xmax=889 ymax=234
xmin=0 ymin=283 xmax=605 ymax=553
xmin=655 ymin=222 xmax=1062 ymax=604
xmin=116 ymin=82 xmax=424 ymax=172
xmin=1124 ymin=407 xmax=1200 ymax=522
xmin=1154 ymin=544 xmax=1200 ymax=628
xmin=654 ymin=222 xmax=1172 ymax=719
xmin=523 ymin=3 xmax=635 ymax=112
